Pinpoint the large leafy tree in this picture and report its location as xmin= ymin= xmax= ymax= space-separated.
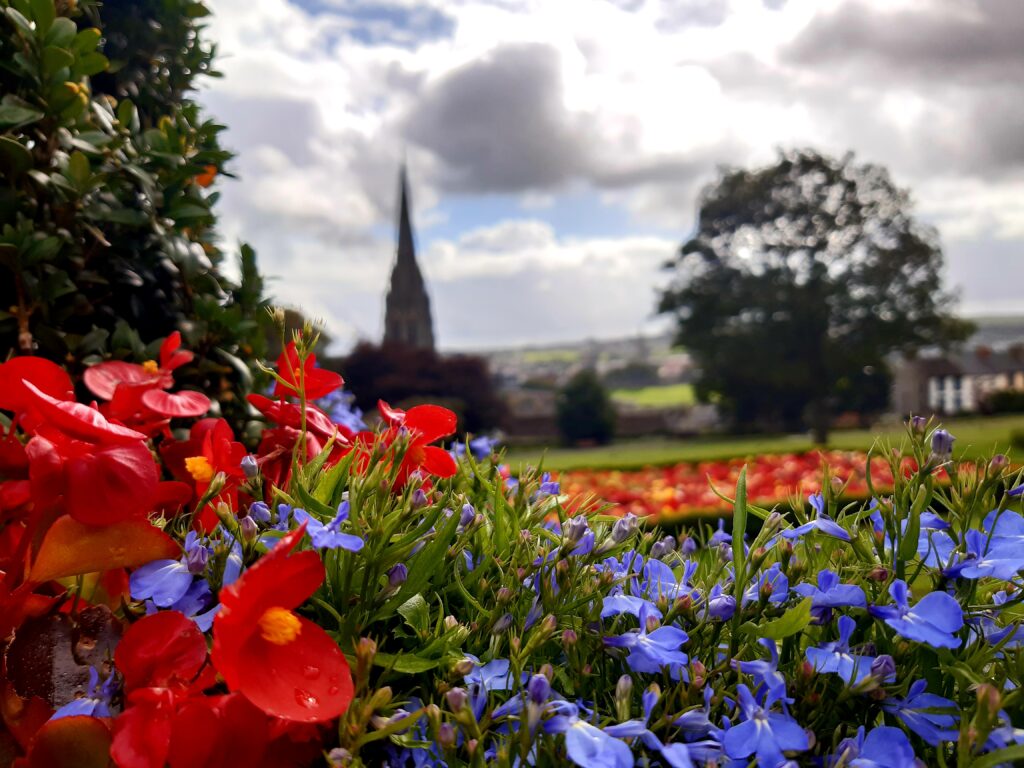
xmin=0 ymin=0 xmax=268 ymax=429
xmin=658 ymin=149 xmax=970 ymax=441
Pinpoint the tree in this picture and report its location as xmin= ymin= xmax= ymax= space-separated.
xmin=556 ymin=369 xmax=616 ymax=446
xmin=658 ymin=149 xmax=971 ymax=442
xmin=0 ymin=0 xmax=269 ymax=430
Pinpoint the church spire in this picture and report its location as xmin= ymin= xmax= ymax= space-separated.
xmin=383 ymin=164 xmax=436 ymax=350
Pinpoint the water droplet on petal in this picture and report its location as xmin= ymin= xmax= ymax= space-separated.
xmin=294 ymin=689 xmax=319 ymax=709
xmin=302 ymin=665 xmax=320 ymax=680
xmin=328 ymin=685 xmax=339 ymax=695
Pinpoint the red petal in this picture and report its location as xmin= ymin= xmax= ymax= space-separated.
xmin=235 ymin=615 xmax=353 ymax=722
xmin=65 ymin=441 xmax=158 ymax=525
xmin=159 ymin=332 xmax=193 ymax=372
xmin=0 ymin=357 xmax=73 ymax=413
xmin=298 ymin=367 xmax=343 ymax=400
xmin=153 ymin=481 xmax=194 ymax=516
xmin=168 ymin=694 xmax=270 ymax=768
xmin=272 ymin=343 xmax=302 ymax=397
xmin=22 ymin=382 xmax=146 ymax=444
xmin=420 ymin=445 xmax=458 ymax=478
xmin=141 ymin=389 xmax=211 ymax=418
xmin=377 ymin=400 xmax=406 ymax=426
xmin=115 ymin=611 xmax=208 ymax=692
xmin=111 ymin=688 xmax=174 ymax=768
xmin=82 ymin=361 xmax=154 ymax=401
xmin=403 ymin=405 xmax=458 ymax=444
xmin=30 ymin=517 xmax=179 ymax=582
xmin=24 ymin=715 xmax=111 ymax=768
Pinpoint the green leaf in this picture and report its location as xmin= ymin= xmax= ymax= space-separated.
xmin=970 ymin=744 xmax=1024 ymax=768
xmin=0 ymin=136 xmax=32 ymax=176
xmin=397 ymin=594 xmax=430 ymax=635
xmin=899 ymin=489 xmax=925 ymax=562
xmin=43 ymin=16 xmax=75 ymax=47
xmin=41 ymin=46 xmax=74 ymax=78
xmin=749 ymin=598 xmax=813 ymax=641
xmin=76 ymin=52 xmax=108 ymax=77
xmin=4 ymin=8 xmax=34 ymax=39
xmin=70 ymin=26 xmax=101 ymax=54
xmin=0 ymin=99 xmax=44 ymax=129
xmin=166 ymin=203 xmax=211 ymax=222
xmin=372 ymin=652 xmax=441 ymax=674
xmin=732 ymin=466 xmax=748 ymax=592
xmin=30 ymin=0 xmax=54 ymax=35
xmin=66 ymin=150 xmax=91 ymax=190
xmin=116 ymin=99 xmax=139 ymax=133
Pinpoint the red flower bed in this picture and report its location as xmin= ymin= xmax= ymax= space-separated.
xmin=559 ymin=450 xmax=921 ymax=521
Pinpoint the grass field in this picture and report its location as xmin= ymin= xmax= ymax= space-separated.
xmin=504 ymin=414 xmax=1024 ymax=471
xmin=612 ymin=383 xmax=696 ymax=408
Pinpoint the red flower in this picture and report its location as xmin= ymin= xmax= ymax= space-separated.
xmin=212 ymin=525 xmax=353 ymax=722
xmin=375 ymin=400 xmax=458 ymax=485
xmin=273 ymin=342 xmax=343 ymax=401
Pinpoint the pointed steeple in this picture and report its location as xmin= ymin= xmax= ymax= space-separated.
xmin=383 ymin=165 xmax=436 ymax=350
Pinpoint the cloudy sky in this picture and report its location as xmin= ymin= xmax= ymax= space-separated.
xmin=199 ymin=0 xmax=1024 ymax=352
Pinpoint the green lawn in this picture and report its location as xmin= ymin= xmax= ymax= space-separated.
xmin=504 ymin=415 xmax=1024 ymax=472
xmin=612 ymin=383 xmax=696 ymax=408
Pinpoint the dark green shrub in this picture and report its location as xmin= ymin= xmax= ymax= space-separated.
xmin=556 ymin=368 xmax=616 ymax=445
xmin=985 ymin=390 xmax=1024 ymax=414
xmin=0 ymin=0 xmax=268 ymax=428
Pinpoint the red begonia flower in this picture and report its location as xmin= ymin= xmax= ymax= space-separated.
xmin=83 ymin=332 xmax=192 ymax=402
xmin=111 ymin=686 xmax=176 ymax=768
xmin=21 ymin=381 xmax=145 ymax=444
xmin=0 ymin=357 xmax=73 ymax=415
xmin=273 ymin=342 xmax=343 ymax=400
xmin=140 ymin=389 xmax=211 ymax=418
xmin=378 ymin=401 xmax=458 ymax=484
xmin=212 ymin=525 xmax=353 ymax=722
xmin=159 ymin=331 xmax=193 ymax=372
xmin=115 ymin=610 xmax=210 ymax=693
xmin=247 ymin=394 xmax=352 ymax=444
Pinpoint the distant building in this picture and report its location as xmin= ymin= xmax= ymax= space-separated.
xmin=383 ymin=166 xmax=435 ymax=350
xmin=891 ymin=346 xmax=1024 ymax=415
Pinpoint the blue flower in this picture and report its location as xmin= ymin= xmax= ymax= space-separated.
xmin=544 ymin=701 xmax=634 ymax=768
xmin=805 ymin=616 xmax=887 ymax=686
xmin=710 ymin=519 xmax=731 ymax=546
xmin=293 ymin=502 xmax=364 ymax=552
xmin=705 ymin=583 xmax=736 ymax=621
xmin=869 ymin=579 xmax=963 ymax=648
xmin=129 ymin=531 xmax=208 ymax=607
xmin=602 ymin=595 xmax=662 ymax=621
xmin=836 ymin=725 xmax=917 ymax=768
xmin=881 ymin=680 xmax=959 ymax=746
xmin=792 ymin=569 xmax=866 ymax=622
xmin=50 ymin=667 xmax=116 ymax=721
xmin=733 ymin=638 xmax=788 ymax=701
xmin=742 ymin=563 xmax=789 ymax=605
xmin=723 ymin=684 xmax=808 ymax=768
xmin=604 ymin=687 xmax=694 ymax=768
xmin=945 ymin=529 xmax=1024 ymax=581
xmin=780 ymin=493 xmax=850 ymax=541
xmin=604 ymin=603 xmax=688 ymax=677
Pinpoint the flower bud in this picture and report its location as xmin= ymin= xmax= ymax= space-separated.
xmin=615 ymin=674 xmax=633 ymax=702
xmin=459 ymin=503 xmax=475 ymax=528
xmin=437 ymin=722 xmax=456 ymax=749
xmin=910 ymin=415 xmax=927 ymax=434
xmin=327 ymin=748 xmax=352 ymax=767
xmin=562 ymin=629 xmax=578 ymax=648
xmin=931 ymin=428 xmax=955 ymax=459
xmin=611 ymin=513 xmax=638 ymax=543
xmin=691 ymin=659 xmax=706 ymax=688
xmin=239 ymin=515 xmax=258 ymax=543
xmin=492 ymin=613 xmax=513 ymax=635
xmin=870 ymin=654 xmax=895 ymax=681
xmin=185 ymin=544 xmax=209 ymax=575
xmin=496 ymin=587 xmax=514 ymax=604
xmin=645 ymin=614 xmax=660 ymax=633
xmin=411 ymin=488 xmax=428 ymax=508
xmin=527 ymin=674 xmax=551 ymax=704
xmin=444 ymin=615 xmax=460 ymax=631
xmin=452 ymin=658 xmax=474 ymax=677
xmin=240 ymin=454 xmax=259 ymax=479
xmin=248 ymin=501 xmax=271 ymax=524
xmin=990 ymin=454 xmax=1009 ymax=472
xmin=830 ymin=476 xmax=844 ymax=493
xmin=679 ymin=536 xmax=698 ymax=555
xmin=564 ymin=516 xmax=590 ymax=545
xmin=446 ymin=687 xmax=468 ymax=712
xmin=976 ymin=682 xmax=1001 ymax=713
xmin=650 ymin=535 xmax=676 ymax=560
xmin=387 ymin=563 xmax=408 ymax=589
xmin=868 ymin=565 xmax=889 ymax=582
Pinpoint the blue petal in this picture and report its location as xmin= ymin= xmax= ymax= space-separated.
xmin=129 ymin=559 xmax=192 ymax=607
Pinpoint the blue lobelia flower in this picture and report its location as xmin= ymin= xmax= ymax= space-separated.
xmin=835 ymin=725 xmax=917 ymax=768
xmin=129 ymin=531 xmax=209 ymax=607
xmin=869 ymin=579 xmax=963 ymax=648
xmin=793 ymin=569 xmax=866 ymax=622
xmin=604 ymin=687 xmax=693 ymax=768
xmin=722 ymin=684 xmax=808 ymax=768
xmin=544 ymin=701 xmax=634 ymax=768
xmin=293 ymin=502 xmax=364 ymax=552
xmin=742 ymin=563 xmax=789 ymax=606
xmin=733 ymin=638 xmax=788 ymax=701
xmin=464 ymin=656 xmax=519 ymax=720
xmin=50 ymin=667 xmax=116 ymax=721
xmin=602 ymin=595 xmax=663 ymax=621
xmin=805 ymin=615 xmax=888 ymax=686
xmin=945 ymin=528 xmax=1024 ymax=581
xmin=780 ymin=493 xmax=850 ymax=542
xmin=604 ymin=603 xmax=689 ymax=677
xmin=144 ymin=578 xmax=219 ymax=632
xmin=705 ymin=583 xmax=736 ymax=621
xmin=710 ymin=519 xmax=731 ymax=546
xmin=881 ymin=679 xmax=959 ymax=746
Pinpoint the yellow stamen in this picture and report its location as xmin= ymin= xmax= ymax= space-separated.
xmin=258 ymin=606 xmax=302 ymax=645
xmin=142 ymin=359 xmax=160 ymax=375
xmin=184 ymin=455 xmax=214 ymax=483
xmin=292 ymin=367 xmax=303 ymax=382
